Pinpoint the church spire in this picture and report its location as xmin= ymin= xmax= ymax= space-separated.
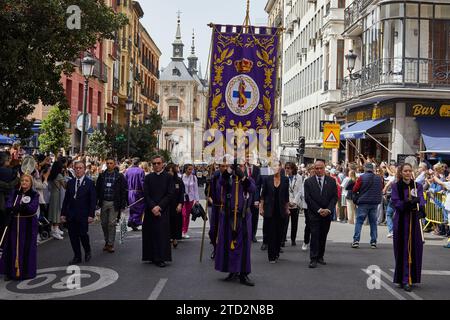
xmin=172 ymin=11 xmax=184 ymax=61
xmin=188 ymin=29 xmax=198 ymax=75
xmin=191 ymin=29 xmax=195 ymax=55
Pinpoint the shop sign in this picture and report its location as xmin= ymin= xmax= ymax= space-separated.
xmin=347 ymin=104 xmax=395 ymax=122
xmin=407 ymin=103 xmax=450 ymax=118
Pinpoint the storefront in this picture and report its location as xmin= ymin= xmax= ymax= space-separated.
xmin=340 ymin=103 xmax=395 ymax=164
xmin=410 ymin=101 xmax=450 ymax=162
xmin=340 ymin=100 xmax=450 ymax=165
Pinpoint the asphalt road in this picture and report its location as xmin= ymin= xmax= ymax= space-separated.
xmin=1 ymin=203 xmax=449 ymax=300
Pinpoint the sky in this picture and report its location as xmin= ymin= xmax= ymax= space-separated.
xmin=139 ymin=0 xmax=269 ymax=76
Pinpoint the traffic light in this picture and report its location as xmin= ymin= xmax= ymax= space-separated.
xmin=299 ymin=136 xmax=306 ymax=153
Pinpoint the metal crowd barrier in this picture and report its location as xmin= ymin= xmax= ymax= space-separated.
xmin=423 ymin=191 xmax=447 ymax=230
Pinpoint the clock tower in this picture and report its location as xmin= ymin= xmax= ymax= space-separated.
xmin=172 ymin=12 xmax=184 ymax=61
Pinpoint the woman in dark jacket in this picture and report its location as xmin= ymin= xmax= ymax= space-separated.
xmin=259 ymin=161 xmax=290 ymax=263
xmin=166 ymin=164 xmax=185 ymax=248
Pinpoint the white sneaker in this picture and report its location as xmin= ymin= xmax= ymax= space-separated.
xmin=52 ymin=232 xmax=64 ymax=240
xmin=302 ymin=243 xmax=309 ymax=251
xmin=56 ymin=227 xmax=64 ymax=236
xmin=182 ymin=234 xmax=190 ymax=239
xmin=37 ymin=234 xmax=42 ymax=244
xmin=387 ymin=233 xmax=393 ymax=238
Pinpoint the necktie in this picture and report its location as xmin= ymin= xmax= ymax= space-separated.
xmin=318 ymin=177 xmax=322 ymax=192
xmin=248 ymin=166 xmax=252 ymax=177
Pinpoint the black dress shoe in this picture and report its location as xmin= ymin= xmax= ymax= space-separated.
xmin=318 ymin=258 xmax=327 ymax=265
xmin=404 ymin=284 xmax=412 ymax=292
xmin=239 ymin=275 xmax=255 ymax=286
xmin=4 ymin=275 xmax=12 ymax=282
xmin=252 ymin=236 xmax=258 ymax=243
xmin=281 ymin=242 xmax=285 ymax=247
xmin=68 ymin=257 xmax=82 ymax=265
xmin=155 ymin=261 xmax=166 ymax=268
xmin=85 ymin=252 xmax=92 ymax=262
xmin=260 ymin=244 xmax=267 ymax=251
xmin=309 ymin=261 xmax=317 ymax=268
xmin=291 ymin=241 xmax=297 ymax=246
xmin=224 ymin=273 xmax=237 ymax=281
xmin=279 ymin=248 xmax=284 ymax=253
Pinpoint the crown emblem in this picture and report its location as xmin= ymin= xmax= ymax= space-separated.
xmin=234 ymin=58 xmax=253 ymax=73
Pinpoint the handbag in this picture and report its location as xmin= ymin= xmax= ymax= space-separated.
xmin=191 ymin=203 xmax=206 ymax=221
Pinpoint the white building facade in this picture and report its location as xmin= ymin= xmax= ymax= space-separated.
xmin=280 ymin=0 xmax=346 ymax=164
xmin=331 ymin=0 xmax=450 ymax=164
xmin=159 ymin=15 xmax=208 ymax=165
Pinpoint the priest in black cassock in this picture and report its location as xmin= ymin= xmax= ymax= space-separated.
xmin=142 ymin=155 xmax=174 ymax=267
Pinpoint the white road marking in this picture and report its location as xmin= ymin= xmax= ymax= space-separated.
xmin=148 ymin=278 xmax=168 ymax=300
xmin=390 ymin=269 xmax=450 ymax=276
xmin=382 ymin=269 xmax=423 ymax=300
xmin=362 ymin=269 xmax=407 ymax=300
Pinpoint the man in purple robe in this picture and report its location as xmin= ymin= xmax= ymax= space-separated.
xmin=391 ymin=163 xmax=425 ymax=292
xmin=125 ymin=158 xmax=145 ymax=231
xmin=214 ymin=161 xmax=256 ymax=286
xmin=207 ymin=164 xmax=227 ymax=259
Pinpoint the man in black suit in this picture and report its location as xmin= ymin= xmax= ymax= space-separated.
xmin=304 ymin=160 xmax=337 ymax=268
xmin=245 ymin=156 xmax=261 ymax=243
xmin=61 ymin=161 xmax=97 ymax=265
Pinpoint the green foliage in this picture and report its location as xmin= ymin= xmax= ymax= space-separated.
xmin=86 ymin=129 xmax=110 ymax=159
xmin=0 ymin=0 xmax=128 ymax=138
xmin=104 ymin=109 xmax=163 ymax=160
xmin=38 ymin=105 xmax=70 ymax=154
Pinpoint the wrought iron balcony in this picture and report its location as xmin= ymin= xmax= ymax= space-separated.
xmin=113 ymin=78 xmax=120 ymax=92
xmin=344 ymin=0 xmax=372 ymax=31
xmin=341 ymin=58 xmax=450 ymax=101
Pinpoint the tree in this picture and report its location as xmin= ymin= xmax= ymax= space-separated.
xmin=86 ymin=129 xmax=110 ymax=159
xmin=103 ymin=109 xmax=163 ymax=160
xmin=129 ymin=108 xmax=163 ymax=159
xmin=38 ymin=106 xmax=70 ymax=154
xmin=0 ymin=0 xmax=128 ymax=139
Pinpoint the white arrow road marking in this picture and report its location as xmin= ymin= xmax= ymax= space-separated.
xmin=148 ymin=278 xmax=168 ymax=300
xmin=362 ymin=268 xmax=407 ymax=300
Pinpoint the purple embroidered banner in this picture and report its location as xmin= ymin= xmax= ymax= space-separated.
xmin=205 ymin=24 xmax=280 ymax=157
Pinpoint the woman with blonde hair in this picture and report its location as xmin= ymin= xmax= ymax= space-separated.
xmin=140 ymin=162 xmax=151 ymax=175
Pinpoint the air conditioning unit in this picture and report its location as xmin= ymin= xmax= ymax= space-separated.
xmin=301 ymin=48 xmax=308 ymax=54
xmin=296 ymin=52 xmax=302 ymax=59
xmin=309 ymin=38 xmax=316 ymax=47
xmin=112 ymin=96 xmax=119 ymax=104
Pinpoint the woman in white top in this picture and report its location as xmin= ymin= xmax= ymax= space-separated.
xmin=181 ymin=164 xmax=199 ymax=239
xmin=283 ymin=162 xmax=303 ymax=247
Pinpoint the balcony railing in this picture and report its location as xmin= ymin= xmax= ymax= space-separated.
xmin=113 ymin=77 xmax=120 ymax=92
xmin=341 ymin=58 xmax=450 ymax=101
xmin=344 ymin=0 xmax=363 ymax=30
xmin=153 ymin=93 xmax=159 ymax=103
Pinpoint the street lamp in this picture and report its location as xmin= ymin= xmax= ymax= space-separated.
xmin=345 ymin=49 xmax=361 ymax=80
xmin=80 ymin=54 xmax=96 ymax=155
xmin=126 ymin=98 xmax=133 ymax=158
xmin=282 ymin=110 xmax=304 ymax=165
xmin=164 ymin=132 xmax=170 ymax=151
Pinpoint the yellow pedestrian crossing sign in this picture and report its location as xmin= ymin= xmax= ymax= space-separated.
xmin=323 ymin=123 xmax=340 ymax=149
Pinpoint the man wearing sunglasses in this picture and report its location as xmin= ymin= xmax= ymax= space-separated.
xmin=142 ymin=155 xmax=174 ymax=267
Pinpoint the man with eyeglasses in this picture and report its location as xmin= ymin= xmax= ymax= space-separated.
xmin=95 ymin=157 xmax=127 ymax=253
xmin=142 ymin=155 xmax=174 ymax=267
